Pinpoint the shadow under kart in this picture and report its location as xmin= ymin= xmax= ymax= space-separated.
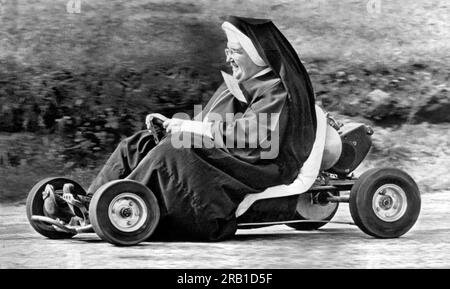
xmin=26 ymin=122 xmax=421 ymax=246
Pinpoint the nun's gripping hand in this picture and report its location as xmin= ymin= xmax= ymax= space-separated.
xmin=146 ymin=113 xmax=169 ymax=143
xmin=145 ymin=113 xmax=168 ymax=130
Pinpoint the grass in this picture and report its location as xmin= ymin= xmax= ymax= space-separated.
xmin=1 ymin=0 xmax=449 ymax=72
xmin=0 ymin=0 xmax=449 ymax=201
xmin=353 ymin=122 xmax=450 ymax=194
xmin=0 ymin=133 xmax=104 ymax=202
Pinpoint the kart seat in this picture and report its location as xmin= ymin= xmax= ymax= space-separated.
xmin=235 ymin=105 xmax=340 ymax=217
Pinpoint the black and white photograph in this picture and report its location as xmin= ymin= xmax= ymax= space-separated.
xmin=0 ymin=0 xmax=449 ymax=273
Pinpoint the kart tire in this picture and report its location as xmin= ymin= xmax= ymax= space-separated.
xmin=349 ymin=167 xmax=421 ymax=238
xmin=89 ymin=180 xmax=160 ymax=246
xmin=26 ymin=177 xmax=86 ymax=239
xmin=287 ymin=192 xmax=339 ymax=230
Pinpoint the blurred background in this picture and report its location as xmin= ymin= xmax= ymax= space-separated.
xmin=0 ymin=0 xmax=449 ymax=202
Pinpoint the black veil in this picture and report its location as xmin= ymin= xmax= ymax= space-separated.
xmin=226 ymin=16 xmax=317 ymax=177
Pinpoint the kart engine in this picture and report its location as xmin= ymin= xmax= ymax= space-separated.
xmin=328 ymin=123 xmax=373 ymax=176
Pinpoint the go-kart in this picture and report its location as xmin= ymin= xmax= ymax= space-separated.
xmin=26 ymin=112 xmax=421 ymax=246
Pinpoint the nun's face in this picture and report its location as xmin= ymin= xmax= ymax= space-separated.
xmin=225 ymin=42 xmax=262 ymax=82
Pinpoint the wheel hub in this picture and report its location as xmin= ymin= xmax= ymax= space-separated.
xmin=379 ymin=195 xmax=393 ymax=210
xmin=108 ymin=193 xmax=148 ymax=232
xmin=372 ymin=184 xmax=407 ymax=222
xmin=120 ymin=207 xmax=132 ymax=218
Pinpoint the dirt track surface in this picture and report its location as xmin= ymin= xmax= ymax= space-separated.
xmin=1 ymin=192 xmax=449 ymax=269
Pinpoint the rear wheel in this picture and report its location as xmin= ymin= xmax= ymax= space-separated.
xmin=26 ymin=177 xmax=86 ymax=239
xmin=349 ymin=168 xmax=421 ymax=238
xmin=89 ymin=180 xmax=160 ymax=246
xmin=287 ymin=192 xmax=339 ymax=230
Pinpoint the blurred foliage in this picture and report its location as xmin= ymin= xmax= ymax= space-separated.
xmin=310 ymin=61 xmax=450 ymax=126
xmin=0 ymin=65 xmax=218 ymax=167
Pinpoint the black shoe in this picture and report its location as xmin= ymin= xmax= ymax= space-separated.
xmin=42 ymin=184 xmax=75 ymax=223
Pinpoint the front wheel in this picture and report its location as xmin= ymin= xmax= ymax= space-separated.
xmin=89 ymin=180 xmax=160 ymax=246
xmin=26 ymin=177 xmax=86 ymax=239
xmin=349 ymin=168 xmax=421 ymax=238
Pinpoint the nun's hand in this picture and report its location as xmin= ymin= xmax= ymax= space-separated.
xmin=163 ymin=118 xmax=184 ymax=134
xmin=145 ymin=113 xmax=168 ymax=130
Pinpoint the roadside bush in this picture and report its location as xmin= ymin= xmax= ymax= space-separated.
xmin=0 ymin=65 xmax=218 ymax=167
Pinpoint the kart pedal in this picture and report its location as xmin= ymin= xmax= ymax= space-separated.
xmin=42 ymin=184 xmax=53 ymax=200
xmin=43 ymin=184 xmax=65 ymax=204
xmin=42 ymin=184 xmax=74 ymax=223
xmin=62 ymin=183 xmax=89 ymax=221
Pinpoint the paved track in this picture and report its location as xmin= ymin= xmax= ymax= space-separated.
xmin=1 ymin=192 xmax=449 ymax=268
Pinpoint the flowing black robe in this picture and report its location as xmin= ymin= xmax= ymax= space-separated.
xmin=88 ymin=71 xmax=299 ymax=240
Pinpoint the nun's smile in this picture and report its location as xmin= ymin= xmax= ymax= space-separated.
xmin=225 ymin=42 xmax=263 ymax=83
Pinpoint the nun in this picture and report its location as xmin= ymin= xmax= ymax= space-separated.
xmin=46 ymin=16 xmax=317 ymax=241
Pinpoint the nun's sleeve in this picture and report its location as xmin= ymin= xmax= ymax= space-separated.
xmin=179 ymin=120 xmax=214 ymax=139
xmin=210 ymin=81 xmax=289 ymax=161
